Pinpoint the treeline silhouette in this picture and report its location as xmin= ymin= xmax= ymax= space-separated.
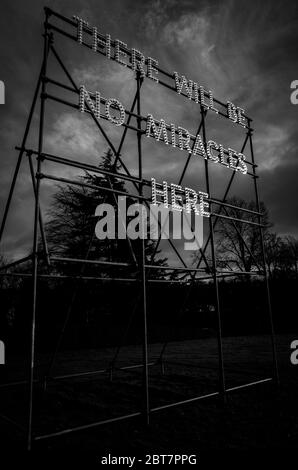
xmin=1 ymin=151 xmax=297 ymax=353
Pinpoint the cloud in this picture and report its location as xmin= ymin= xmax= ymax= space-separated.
xmin=163 ymin=14 xmax=210 ymax=47
xmin=1 ymin=0 xmax=298 ymax=264
xmin=140 ymin=0 xmax=174 ymax=39
xmin=45 ymin=112 xmax=104 ymax=158
xmin=254 ymin=125 xmax=290 ymax=171
xmin=72 ymin=61 xmax=135 ymax=103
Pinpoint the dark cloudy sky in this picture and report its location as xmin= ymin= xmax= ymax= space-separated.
xmin=0 ymin=0 xmax=298 ymax=261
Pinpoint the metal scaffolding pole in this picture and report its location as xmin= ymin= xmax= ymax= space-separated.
xmin=136 ymin=73 xmax=150 ymax=425
xmin=27 ymin=14 xmax=50 ymax=451
xmin=248 ymin=128 xmax=279 ymax=385
xmin=200 ymin=106 xmax=226 ymax=401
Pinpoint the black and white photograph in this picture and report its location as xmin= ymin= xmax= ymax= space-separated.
xmin=0 ymin=0 xmax=298 ymax=463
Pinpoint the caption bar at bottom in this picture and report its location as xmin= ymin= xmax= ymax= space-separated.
xmin=99 ymin=454 xmax=197 ymax=466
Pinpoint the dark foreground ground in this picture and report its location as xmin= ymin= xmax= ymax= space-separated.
xmin=0 ymin=334 xmax=297 ymax=463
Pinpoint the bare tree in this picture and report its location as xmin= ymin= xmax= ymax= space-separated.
xmin=277 ymin=235 xmax=298 ymax=278
xmin=263 ymin=232 xmax=283 ymax=278
xmin=213 ymin=196 xmax=271 ymax=273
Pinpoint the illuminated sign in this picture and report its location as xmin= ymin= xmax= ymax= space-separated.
xmin=73 ymin=16 xmax=247 ymax=128
xmin=151 ymin=178 xmax=210 ymax=217
xmin=73 ymin=13 xmax=250 ymax=232
xmin=79 ymin=86 xmax=248 ymax=175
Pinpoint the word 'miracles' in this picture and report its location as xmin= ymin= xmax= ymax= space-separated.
xmin=146 ymin=115 xmax=247 ymax=174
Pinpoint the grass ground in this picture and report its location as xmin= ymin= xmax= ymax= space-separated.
xmin=0 ymin=333 xmax=298 ymax=460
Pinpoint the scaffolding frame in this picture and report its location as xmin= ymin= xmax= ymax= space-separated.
xmin=0 ymin=7 xmax=279 ymax=450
